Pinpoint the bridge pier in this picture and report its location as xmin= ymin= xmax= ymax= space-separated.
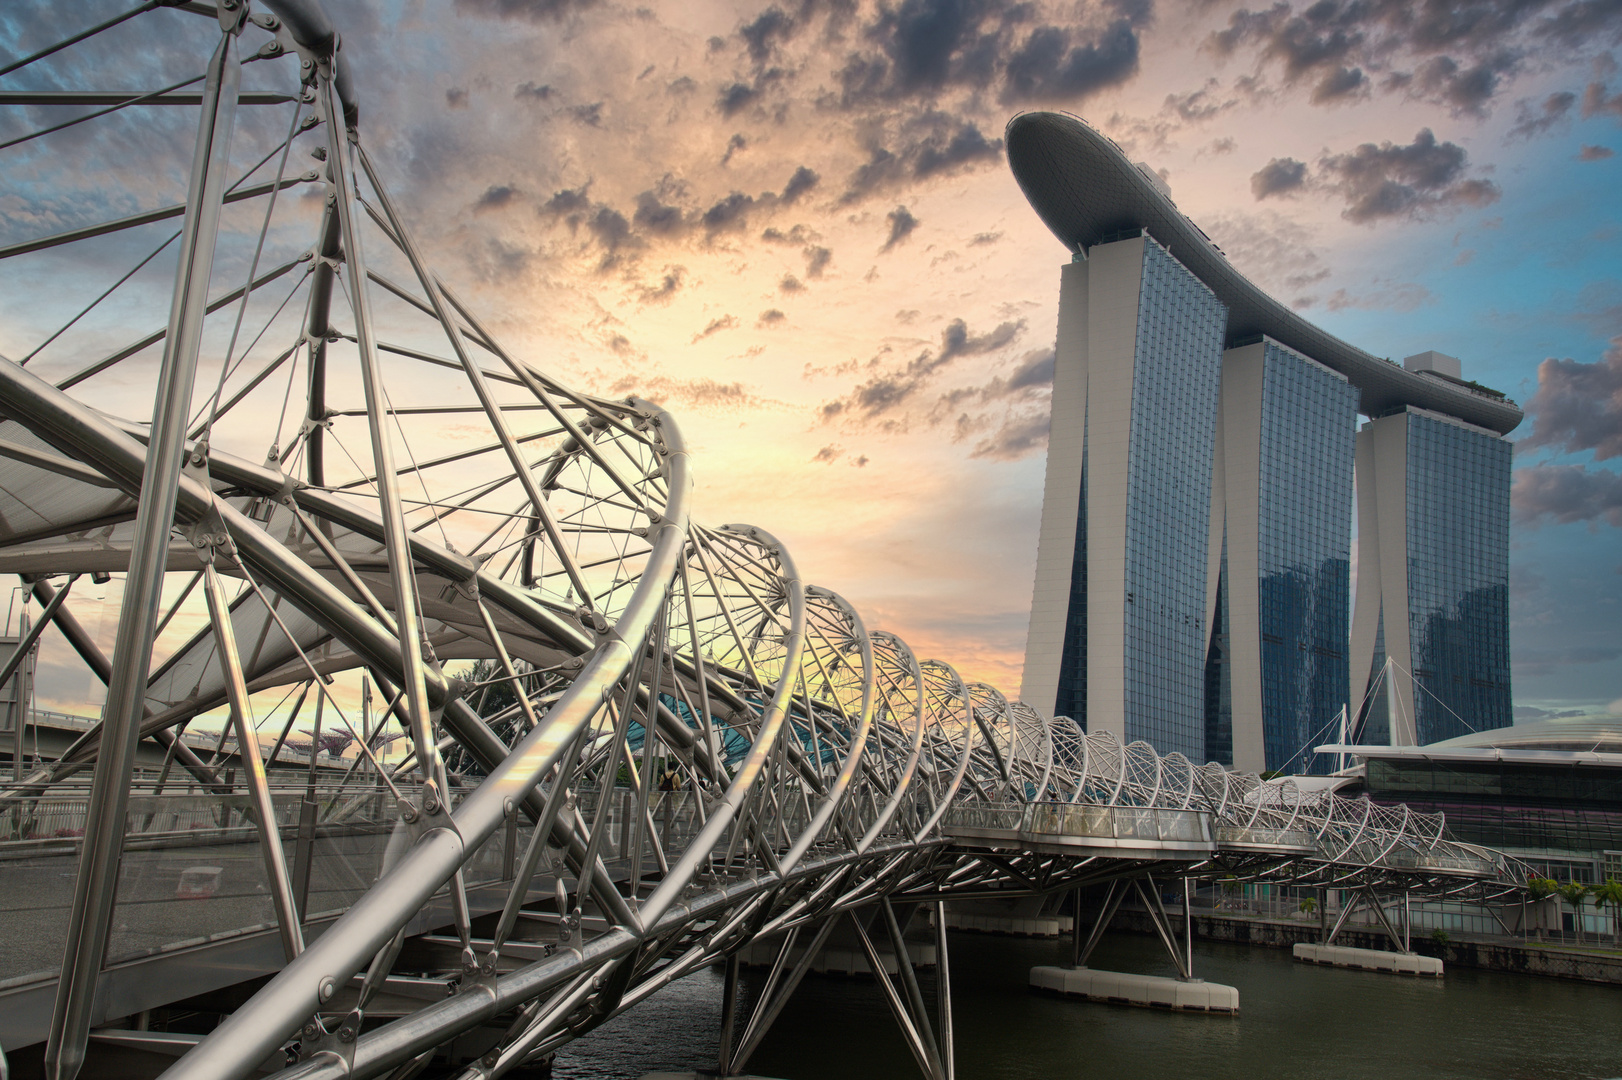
xmin=714 ymin=903 xmax=954 ymax=1080
xmin=942 ymin=896 xmax=1071 ymax=938
xmin=1034 ymin=874 xmax=1241 ymax=1014
xmin=1294 ymin=887 xmax=1443 ymax=976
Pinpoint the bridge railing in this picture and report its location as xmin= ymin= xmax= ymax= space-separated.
xmin=1212 ymin=824 xmax=1317 ymax=850
xmin=1025 ymin=801 xmax=1212 ymax=844
xmin=1330 ymin=838 xmax=1502 ymax=878
xmin=940 ymin=800 xmax=1214 ymax=846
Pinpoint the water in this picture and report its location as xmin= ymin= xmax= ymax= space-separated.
xmin=552 ymin=933 xmax=1622 ymax=1080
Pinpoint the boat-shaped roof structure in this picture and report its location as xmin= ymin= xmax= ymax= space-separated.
xmin=1005 ymin=111 xmax=1522 ymax=436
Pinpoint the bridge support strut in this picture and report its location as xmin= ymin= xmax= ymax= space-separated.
xmin=850 ymin=907 xmax=948 ymax=1080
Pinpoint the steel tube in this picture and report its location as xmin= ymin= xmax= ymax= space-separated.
xmin=147 ymin=412 xmax=691 ymax=1080
xmin=639 ymin=527 xmax=805 ymax=928
xmin=316 ymin=73 xmax=437 ymax=790
xmin=204 ymin=560 xmax=306 ymax=961
xmin=882 ymin=898 xmax=943 ymax=1079
xmin=0 ymin=576 xmax=72 ymax=694
xmin=850 ymin=910 xmax=938 ymax=1080
xmin=717 ymin=953 xmax=740 ymax=1077
xmin=730 ymin=914 xmax=840 ymax=1073
xmin=44 ymin=29 xmax=240 ymax=1080
xmin=935 ymin=900 xmax=954 ymax=1080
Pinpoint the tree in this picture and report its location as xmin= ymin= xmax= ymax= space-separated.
xmin=1591 ymin=878 xmax=1622 ymax=950
xmin=1527 ymin=877 xmax=1559 ymax=941
xmin=1557 ymin=881 xmax=1591 ymax=945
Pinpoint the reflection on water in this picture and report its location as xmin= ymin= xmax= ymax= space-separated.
xmin=554 ymin=932 xmax=1622 ymax=1080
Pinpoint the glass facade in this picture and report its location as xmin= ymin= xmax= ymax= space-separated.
xmin=1203 ymin=547 xmax=1232 ymax=766
xmin=1368 ymin=758 xmax=1622 ymax=864
xmin=1355 ymin=603 xmax=1391 ymax=745
xmin=1120 ymin=240 xmax=1227 ymax=760
xmin=1055 ymin=467 xmax=1087 ymax=725
xmin=1256 ymin=343 xmax=1356 ymax=774
xmin=1404 ymin=413 xmax=1513 ymax=741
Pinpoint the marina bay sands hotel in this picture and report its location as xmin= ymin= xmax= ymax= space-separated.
xmin=1009 ymin=112 xmax=1518 ymax=775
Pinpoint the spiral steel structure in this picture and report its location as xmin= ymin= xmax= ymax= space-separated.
xmin=0 ymin=5 xmax=1531 ymax=1078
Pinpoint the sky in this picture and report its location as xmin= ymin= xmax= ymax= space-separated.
xmin=1 ymin=0 xmax=1620 ymax=729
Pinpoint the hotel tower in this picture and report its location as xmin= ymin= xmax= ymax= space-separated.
xmin=1009 ymin=113 xmax=1519 ymax=773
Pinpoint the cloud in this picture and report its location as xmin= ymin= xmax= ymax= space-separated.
xmin=1004 ymin=347 xmax=1055 ymax=391
xmin=780 ymin=165 xmax=820 ymax=203
xmin=780 ymin=274 xmax=805 ymax=292
xmin=1512 ymin=463 xmax=1622 ymax=528
xmin=1002 ymin=21 xmax=1143 ymax=104
xmin=1205 ymin=0 xmax=1611 ymax=115
xmin=1251 ymin=157 xmax=1307 ymax=199
xmin=1509 ymin=91 xmax=1576 ymax=139
xmin=759 ymin=308 xmax=787 ymax=326
xmin=692 ymin=314 xmax=739 ymax=342
xmin=1310 ymin=65 xmax=1367 ymax=104
xmin=822 ymin=317 xmax=1027 ymax=424
xmin=968 ymin=231 xmax=1003 ymax=245
xmin=838 ymin=116 xmax=1006 ymax=202
xmin=1580 ymin=144 xmax=1616 ymax=159
xmin=908 ymin=345 xmax=1057 ymax=457
xmin=918 ymin=345 xmax=1056 ymax=459
xmin=842 ymin=147 xmax=904 ymax=202
xmin=913 ymin=122 xmax=1004 ymax=178
xmin=883 ymin=206 xmax=919 ymax=251
xmin=454 ymin=0 xmax=598 ymax=20
xmin=812 ymin=443 xmax=843 ymax=463
xmin=1209 ymin=5 xmax=1358 ymax=82
xmin=543 ymin=185 xmax=592 ymax=217
xmin=740 ymin=5 xmax=797 ymax=65
xmin=718 ymin=82 xmax=760 ymax=117
xmin=970 ymin=411 xmax=1051 ymax=459
xmin=636 ymin=265 xmax=686 ymax=304
xmin=586 ymin=207 xmax=638 ymax=266
xmin=1514 ymin=704 xmax=1591 ymax=720
xmin=1513 ymin=645 xmax=1622 ymax=678
xmin=610 ymin=373 xmax=779 ymax=411
xmin=514 ymin=81 xmax=554 ymax=101
xmin=701 ymin=192 xmax=757 ymax=236
xmin=1202 ymin=209 xmax=1328 ymax=306
xmin=1400 ymin=55 xmax=1506 ymax=117
xmin=538 ymin=184 xmax=655 ymax=270
xmin=446 ymin=87 xmax=470 ymax=109
xmin=1521 ymin=335 xmax=1622 ymax=460
xmin=761 ymin=224 xmax=819 ymax=245
xmin=818 ymin=0 xmax=1145 ymax=111
xmin=1585 ymin=79 xmax=1622 ymax=120
xmin=568 ymin=102 xmax=604 ymax=126
xmin=1317 ymin=129 xmax=1499 ymax=223
xmin=1571 ymin=280 xmax=1622 ymax=337
xmin=1166 ymin=80 xmax=1237 ymax=122
xmin=633 ymin=189 xmax=687 ymax=236
xmin=721 ymin=133 xmax=748 ymax=166
xmin=473 ymin=184 xmax=519 ymax=212
xmin=804 ymin=245 xmax=832 ymax=278
xmin=1324 ymin=279 xmax=1435 ymax=312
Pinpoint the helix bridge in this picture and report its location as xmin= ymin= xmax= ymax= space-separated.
xmin=0 ymin=3 xmax=1531 ymax=1078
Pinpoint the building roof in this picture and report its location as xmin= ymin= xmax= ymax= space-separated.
xmin=1317 ymin=718 xmax=1622 ymax=769
xmin=1004 ymin=111 xmax=1524 ymax=436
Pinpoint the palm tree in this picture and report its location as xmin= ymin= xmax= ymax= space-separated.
xmin=1591 ymin=878 xmax=1622 ymax=950
xmin=1557 ymin=880 xmax=1591 ymax=945
xmin=1527 ymin=877 xmax=1559 ymax=941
